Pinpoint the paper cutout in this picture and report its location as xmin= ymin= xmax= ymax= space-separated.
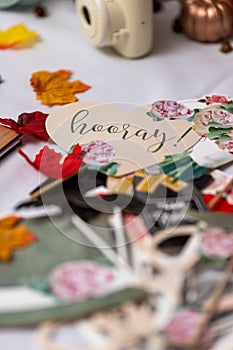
xmin=0 ymin=216 xmax=36 ymax=262
xmin=36 ymin=217 xmax=233 ymax=349
xmin=38 ymin=301 xmax=156 ymax=350
xmin=82 ymin=140 xmax=115 ymax=166
xmin=0 ymin=23 xmax=38 ymax=49
xmin=165 ymin=309 xmax=213 ymax=346
xmin=18 ymin=144 xmax=83 ymax=179
xmin=30 ymin=70 xmax=91 ymax=106
xmin=193 ymin=104 xmax=233 ymax=153
xmin=200 ymin=228 xmax=233 ymax=260
xmin=148 ymin=100 xmax=194 ymax=121
xmin=202 ymin=170 xmax=232 ymax=195
xmin=0 ymin=111 xmax=49 ymax=141
xmin=198 ymin=94 xmax=230 ymax=105
xmin=46 ymin=102 xmax=200 ymax=176
xmin=49 ymin=260 xmax=117 ymax=301
xmin=202 ymin=170 xmax=233 ymax=212
xmin=1 ymin=209 xmax=233 ymax=346
xmin=160 ymin=153 xmax=210 ymax=182
xmin=203 ymin=193 xmax=233 ymax=213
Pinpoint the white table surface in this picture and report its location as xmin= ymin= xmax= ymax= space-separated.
xmin=0 ymin=0 xmax=233 ymax=349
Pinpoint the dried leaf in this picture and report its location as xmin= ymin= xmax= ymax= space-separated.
xmin=0 ymin=23 xmax=38 ymax=49
xmin=0 ymin=111 xmax=49 ymax=140
xmin=18 ymin=144 xmax=83 ymax=179
xmin=0 ymin=216 xmax=36 ymax=262
xmin=30 ymin=70 xmax=91 ymax=106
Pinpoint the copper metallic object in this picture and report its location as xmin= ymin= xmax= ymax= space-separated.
xmin=179 ymin=0 xmax=233 ymax=42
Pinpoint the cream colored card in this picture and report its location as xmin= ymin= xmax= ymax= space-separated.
xmin=46 ymin=102 xmax=200 ymax=176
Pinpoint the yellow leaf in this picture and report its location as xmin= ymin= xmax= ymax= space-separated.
xmin=0 ymin=216 xmax=36 ymax=262
xmin=0 ymin=23 xmax=38 ymax=49
xmin=30 ymin=69 xmax=91 ymax=106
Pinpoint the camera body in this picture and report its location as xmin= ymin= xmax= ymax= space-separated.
xmin=76 ymin=0 xmax=154 ymax=58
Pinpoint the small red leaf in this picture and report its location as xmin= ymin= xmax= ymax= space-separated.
xmin=0 ymin=111 xmax=49 ymax=140
xmin=17 ymin=111 xmax=49 ymax=140
xmin=18 ymin=146 xmax=62 ymax=178
xmin=18 ymin=144 xmax=83 ymax=179
xmin=62 ymin=144 xmax=83 ymax=178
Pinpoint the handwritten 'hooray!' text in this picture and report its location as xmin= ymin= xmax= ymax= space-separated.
xmin=71 ymin=109 xmax=178 ymax=153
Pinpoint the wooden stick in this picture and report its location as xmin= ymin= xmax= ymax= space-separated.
xmin=190 ymin=256 xmax=233 ymax=349
xmin=208 ymin=177 xmax=233 ymax=209
xmin=30 ymin=164 xmax=88 ymax=200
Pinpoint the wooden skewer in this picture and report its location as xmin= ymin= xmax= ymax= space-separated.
xmin=30 ymin=164 xmax=88 ymax=200
xmin=208 ymin=177 xmax=233 ymax=209
xmin=190 ymin=256 xmax=233 ymax=349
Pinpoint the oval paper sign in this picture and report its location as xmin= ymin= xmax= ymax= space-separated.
xmin=46 ymin=102 xmax=200 ymax=176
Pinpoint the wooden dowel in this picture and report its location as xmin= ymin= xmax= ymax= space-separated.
xmin=208 ymin=178 xmax=233 ymax=209
xmin=30 ymin=164 xmax=88 ymax=200
xmin=190 ymin=256 xmax=233 ymax=349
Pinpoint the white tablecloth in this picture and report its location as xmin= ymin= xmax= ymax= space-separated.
xmin=0 ymin=0 xmax=233 ymax=348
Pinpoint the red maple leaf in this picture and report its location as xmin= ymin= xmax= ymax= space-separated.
xmin=18 ymin=144 xmax=83 ymax=179
xmin=0 ymin=111 xmax=49 ymax=140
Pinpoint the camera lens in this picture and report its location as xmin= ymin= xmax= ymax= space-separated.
xmin=76 ymin=0 xmax=112 ymax=46
xmin=82 ymin=6 xmax=91 ymax=25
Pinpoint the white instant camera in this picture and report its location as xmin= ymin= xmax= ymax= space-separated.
xmin=76 ymin=0 xmax=154 ymax=58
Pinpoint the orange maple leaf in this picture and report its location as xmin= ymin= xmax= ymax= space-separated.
xmin=0 ymin=216 xmax=36 ymax=262
xmin=30 ymin=69 xmax=91 ymax=106
xmin=0 ymin=23 xmax=38 ymax=49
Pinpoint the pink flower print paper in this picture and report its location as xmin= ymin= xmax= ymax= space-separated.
xmin=200 ymin=228 xmax=233 ymax=260
xmin=165 ymin=309 xmax=213 ymax=346
xmin=49 ymin=260 xmax=118 ymax=301
xmin=149 ymin=100 xmax=194 ymax=121
xmin=82 ymin=140 xmax=115 ymax=166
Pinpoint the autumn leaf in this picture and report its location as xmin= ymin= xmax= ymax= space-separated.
xmin=0 ymin=216 xmax=36 ymax=262
xmin=0 ymin=111 xmax=49 ymax=140
xmin=0 ymin=23 xmax=38 ymax=49
xmin=30 ymin=70 xmax=91 ymax=106
xmin=18 ymin=144 xmax=83 ymax=179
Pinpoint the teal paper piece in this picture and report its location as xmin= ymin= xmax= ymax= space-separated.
xmin=89 ymin=162 xmax=120 ymax=176
xmin=146 ymin=111 xmax=163 ymax=122
xmin=160 ymin=153 xmax=210 ymax=182
xmin=187 ymin=108 xmax=201 ymax=122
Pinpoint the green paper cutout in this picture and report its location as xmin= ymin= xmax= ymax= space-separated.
xmin=0 ymin=288 xmax=145 ymax=327
xmin=207 ymin=121 xmax=233 ymax=142
xmin=0 ymin=215 xmax=145 ymax=326
xmin=89 ymin=162 xmax=120 ymax=176
xmin=220 ymin=103 xmax=233 ymax=114
xmin=146 ymin=111 xmax=164 ymax=122
xmin=0 ymin=216 xmax=103 ymax=286
xmin=208 ymin=122 xmax=232 ymax=129
xmin=199 ymin=253 xmax=227 ymax=267
xmin=187 ymin=108 xmax=201 ymax=122
xmin=160 ymin=153 xmax=210 ymax=182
